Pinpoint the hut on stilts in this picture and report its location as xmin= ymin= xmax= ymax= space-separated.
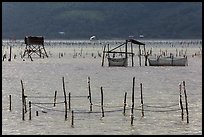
xmin=22 ymin=36 xmax=48 ymax=61
xmin=101 ymin=39 xmax=146 ymax=67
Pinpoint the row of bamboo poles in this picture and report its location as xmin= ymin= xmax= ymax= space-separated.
xmin=8 ymin=77 xmax=189 ymax=127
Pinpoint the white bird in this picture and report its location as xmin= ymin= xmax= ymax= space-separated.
xmin=59 ymin=32 xmax=65 ymax=35
xmin=90 ymin=36 xmax=96 ymax=41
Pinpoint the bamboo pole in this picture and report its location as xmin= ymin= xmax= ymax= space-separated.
xmin=123 ymin=92 xmax=127 ymax=116
xmin=88 ymin=77 xmax=92 ymax=112
xmin=8 ymin=46 xmax=12 ymax=61
xmin=9 ymin=95 xmax=11 ymax=111
xmin=109 ymin=42 xmax=126 ymax=52
xmin=53 ymin=90 xmax=57 ymax=107
xmin=39 ymin=45 xmax=42 ymax=58
xmin=131 ymin=77 xmax=135 ymax=125
xmin=21 ymin=80 xmax=25 ymax=120
xmin=68 ymin=92 xmax=71 ymax=111
xmin=143 ymin=45 xmax=146 ymax=56
xmin=71 ymin=110 xmax=74 ymax=127
xmin=24 ymin=97 xmax=27 ymax=113
xmin=101 ymin=87 xmax=104 ymax=117
xmin=179 ymin=83 xmax=184 ymax=121
xmin=131 ymin=41 xmax=134 ymax=67
xmin=183 ymin=81 xmax=189 ymax=123
xmin=29 ymin=101 xmax=31 ymax=120
xmin=139 ymin=45 xmax=141 ymax=66
xmin=101 ymin=45 xmax=106 ymax=67
xmin=36 ymin=111 xmax=39 ymax=116
xmin=107 ymin=44 xmax=110 ymax=58
xmin=143 ymin=45 xmax=146 ymax=66
xmin=144 ymin=45 xmax=148 ymax=66
xmin=125 ymin=40 xmax=128 ymax=60
xmin=144 ymin=53 xmax=148 ymax=66
xmin=62 ymin=77 xmax=68 ymax=120
xmin=140 ymin=83 xmax=144 ymax=117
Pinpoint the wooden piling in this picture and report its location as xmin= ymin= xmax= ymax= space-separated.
xmin=80 ymin=48 xmax=83 ymax=56
xmin=123 ymin=92 xmax=127 ymax=116
xmin=2 ymin=54 xmax=5 ymax=61
xmin=183 ymin=81 xmax=189 ymax=123
xmin=88 ymin=77 xmax=92 ymax=112
xmin=24 ymin=97 xmax=27 ymax=113
xmin=107 ymin=44 xmax=110 ymax=58
xmin=179 ymin=83 xmax=184 ymax=120
xmin=62 ymin=77 xmax=68 ymax=120
xmin=53 ymin=90 xmax=57 ymax=107
xmin=139 ymin=45 xmax=141 ymax=66
xmin=143 ymin=45 xmax=147 ymax=66
xmin=29 ymin=101 xmax=31 ymax=120
xmin=68 ymin=92 xmax=71 ymax=111
xmin=131 ymin=77 xmax=135 ymax=125
xmin=125 ymin=40 xmax=128 ymax=61
xmin=21 ymin=80 xmax=25 ymax=120
xmin=101 ymin=87 xmax=104 ymax=117
xmin=143 ymin=45 xmax=146 ymax=56
xmin=9 ymin=95 xmax=11 ymax=111
xmin=140 ymin=83 xmax=144 ymax=117
xmin=131 ymin=41 xmax=134 ymax=67
xmin=101 ymin=45 xmax=106 ymax=67
xmin=71 ymin=110 xmax=74 ymax=127
xmin=8 ymin=46 xmax=12 ymax=61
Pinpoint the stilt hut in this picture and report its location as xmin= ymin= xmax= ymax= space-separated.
xmin=22 ymin=36 xmax=48 ymax=60
xmin=101 ymin=39 xmax=146 ymax=67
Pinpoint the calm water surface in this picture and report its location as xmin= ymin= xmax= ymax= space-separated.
xmin=2 ymin=39 xmax=202 ymax=135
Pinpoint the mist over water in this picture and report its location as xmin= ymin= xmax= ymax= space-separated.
xmin=2 ymin=39 xmax=202 ymax=135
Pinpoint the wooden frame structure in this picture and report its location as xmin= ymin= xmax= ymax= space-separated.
xmin=23 ymin=36 xmax=48 ymax=61
xmin=101 ymin=39 xmax=146 ymax=67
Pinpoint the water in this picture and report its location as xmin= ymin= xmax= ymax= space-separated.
xmin=2 ymin=39 xmax=202 ymax=135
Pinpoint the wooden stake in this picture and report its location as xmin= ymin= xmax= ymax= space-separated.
xmin=101 ymin=87 xmax=104 ymax=117
xmin=21 ymin=80 xmax=25 ymax=120
xmin=125 ymin=40 xmax=128 ymax=61
xmin=29 ymin=101 xmax=31 ymax=120
xmin=101 ymin=45 xmax=106 ymax=67
xmin=183 ymin=81 xmax=189 ymax=123
xmin=53 ymin=90 xmax=57 ymax=107
xmin=179 ymin=83 xmax=184 ymax=121
xmin=68 ymin=92 xmax=71 ymax=111
xmin=140 ymin=83 xmax=144 ymax=117
xmin=24 ymin=97 xmax=27 ymax=113
xmin=107 ymin=44 xmax=110 ymax=58
xmin=131 ymin=41 xmax=134 ymax=67
xmin=123 ymin=92 xmax=127 ymax=116
xmin=144 ymin=53 xmax=148 ymax=66
xmin=131 ymin=77 xmax=135 ymax=125
xmin=9 ymin=95 xmax=11 ymax=111
xmin=143 ymin=45 xmax=147 ymax=66
xmin=71 ymin=110 xmax=74 ymax=127
xmin=139 ymin=45 xmax=141 ymax=66
xmin=8 ymin=46 xmax=12 ymax=61
xmin=62 ymin=77 xmax=68 ymax=120
xmin=88 ymin=77 xmax=92 ymax=112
